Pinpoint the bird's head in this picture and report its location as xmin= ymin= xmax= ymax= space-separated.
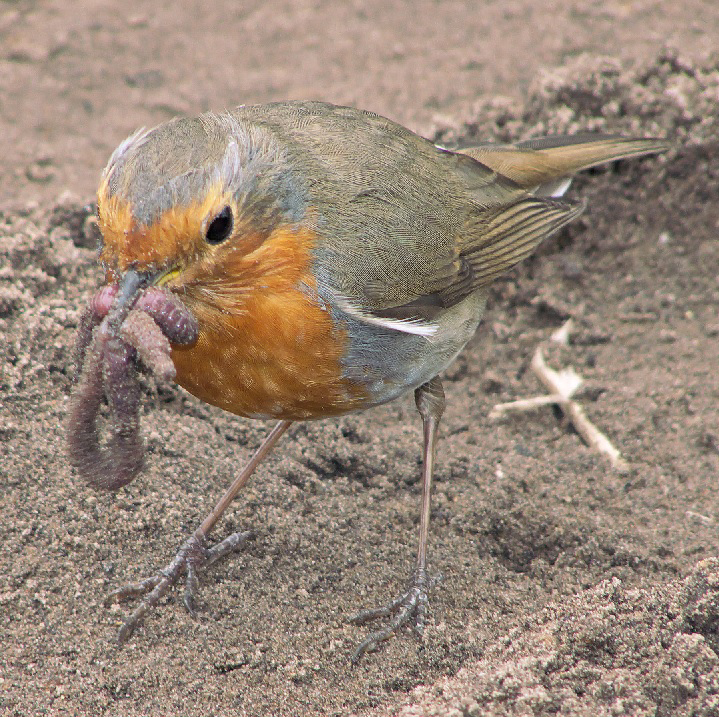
xmin=95 ymin=111 xmax=313 ymax=318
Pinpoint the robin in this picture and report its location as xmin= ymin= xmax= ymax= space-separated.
xmin=67 ymin=101 xmax=667 ymax=661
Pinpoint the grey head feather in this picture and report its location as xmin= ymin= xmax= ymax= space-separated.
xmin=101 ymin=125 xmax=153 ymax=187
xmin=102 ymin=111 xmax=308 ymax=229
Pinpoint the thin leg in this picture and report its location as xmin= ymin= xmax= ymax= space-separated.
xmin=350 ymin=376 xmax=445 ymax=662
xmin=106 ymin=419 xmax=292 ymax=644
xmin=414 ymin=376 xmax=445 ymax=573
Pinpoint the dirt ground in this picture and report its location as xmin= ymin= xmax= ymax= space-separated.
xmin=2 ymin=2 xmax=719 ymax=716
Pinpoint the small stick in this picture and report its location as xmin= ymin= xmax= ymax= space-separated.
xmin=489 ymin=320 xmax=629 ymax=472
xmin=489 ymin=394 xmax=565 ymax=419
xmin=530 ymin=348 xmax=629 ymax=472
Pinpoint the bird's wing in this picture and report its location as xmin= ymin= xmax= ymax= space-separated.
xmin=331 ymin=135 xmax=667 ymax=332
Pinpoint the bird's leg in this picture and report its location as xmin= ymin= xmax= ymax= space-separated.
xmin=106 ymin=419 xmax=293 ymax=644
xmin=350 ymin=376 xmax=445 ymax=663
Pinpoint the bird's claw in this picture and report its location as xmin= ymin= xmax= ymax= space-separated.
xmin=349 ymin=567 xmax=442 ymax=663
xmin=105 ymin=530 xmax=252 ymax=644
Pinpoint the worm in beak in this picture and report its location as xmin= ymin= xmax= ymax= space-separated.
xmin=67 ymin=270 xmax=198 ymax=491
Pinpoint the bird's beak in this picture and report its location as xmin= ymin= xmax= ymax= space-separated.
xmin=104 ymin=264 xmax=182 ymax=334
xmin=116 ymin=269 xmax=148 ymax=304
xmin=104 ymin=269 xmax=152 ymax=333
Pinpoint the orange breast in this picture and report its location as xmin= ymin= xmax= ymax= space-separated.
xmin=168 ymin=225 xmax=368 ymax=420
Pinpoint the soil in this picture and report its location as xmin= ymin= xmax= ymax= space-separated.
xmin=2 ymin=2 xmax=719 ymax=716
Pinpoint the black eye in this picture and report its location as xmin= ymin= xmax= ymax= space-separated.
xmin=205 ymin=206 xmax=233 ymax=244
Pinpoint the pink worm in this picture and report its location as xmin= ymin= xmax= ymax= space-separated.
xmin=67 ymin=285 xmax=198 ymax=491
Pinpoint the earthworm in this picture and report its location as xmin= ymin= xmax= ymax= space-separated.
xmin=67 ymin=284 xmax=198 ymax=491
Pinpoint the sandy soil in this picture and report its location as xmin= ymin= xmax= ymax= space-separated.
xmin=2 ymin=2 xmax=719 ymax=716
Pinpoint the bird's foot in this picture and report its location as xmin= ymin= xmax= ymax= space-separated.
xmin=349 ymin=567 xmax=441 ymax=663
xmin=105 ymin=530 xmax=252 ymax=644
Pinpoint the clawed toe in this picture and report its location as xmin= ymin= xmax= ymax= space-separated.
xmin=106 ymin=530 xmax=252 ymax=644
xmin=349 ymin=568 xmax=441 ymax=663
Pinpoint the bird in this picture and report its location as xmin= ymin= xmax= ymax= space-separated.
xmin=68 ymin=100 xmax=667 ymax=660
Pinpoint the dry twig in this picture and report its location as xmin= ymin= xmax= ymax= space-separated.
xmin=490 ymin=320 xmax=629 ymax=472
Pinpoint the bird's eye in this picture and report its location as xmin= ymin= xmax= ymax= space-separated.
xmin=205 ymin=206 xmax=233 ymax=244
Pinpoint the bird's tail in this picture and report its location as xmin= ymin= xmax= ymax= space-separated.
xmin=459 ymin=135 xmax=669 ymax=197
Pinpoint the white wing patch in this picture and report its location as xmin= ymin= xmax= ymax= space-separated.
xmin=331 ymin=293 xmax=439 ymax=338
xmin=533 ymin=177 xmax=573 ymax=198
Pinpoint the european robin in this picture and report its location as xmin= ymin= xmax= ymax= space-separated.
xmin=67 ymin=101 xmax=667 ymax=660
